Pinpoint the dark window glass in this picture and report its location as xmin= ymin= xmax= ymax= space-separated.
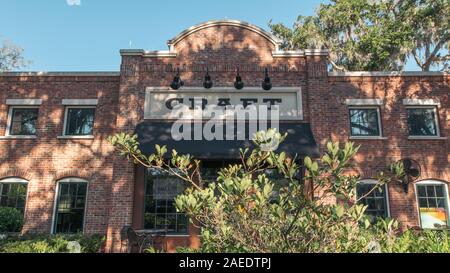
xmin=349 ymin=108 xmax=381 ymax=136
xmin=54 ymin=182 xmax=87 ymax=233
xmin=417 ymin=184 xmax=448 ymax=229
xmin=0 ymin=183 xmax=28 ymax=212
xmin=65 ymin=108 xmax=95 ymax=136
xmin=356 ymin=182 xmax=388 ymax=220
xmin=407 ymin=108 xmax=438 ymax=136
xmin=9 ymin=108 xmax=38 ymax=135
xmin=144 ymin=169 xmax=188 ymax=234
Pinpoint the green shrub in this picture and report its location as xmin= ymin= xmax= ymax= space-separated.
xmin=0 ymin=207 xmax=24 ymax=233
xmin=0 ymin=234 xmax=105 ymax=253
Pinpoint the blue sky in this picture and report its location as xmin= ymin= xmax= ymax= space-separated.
xmin=1 ymin=0 xmax=420 ymax=71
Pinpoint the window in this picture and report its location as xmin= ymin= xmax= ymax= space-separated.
xmin=0 ymin=178 xmax=28 ymax=213
xmin=356 ymin=180 xmax=389 ymax=220
xmin=144 ymin=168 xmax=188 ymax=234
xmin=407 ymin=107 xmax=439 ymax=136
xmin=64 ymin=107 xmax=95 ymax=136
xmin=349 ymin=108 xmax=381 ymax=137
xmin=7 ymin=107 xmax=38 ymax=136
xmin=416 ymin=181 xmax=449 ymax=229
xmin=53 ymin=178 xmax=88 ymax=234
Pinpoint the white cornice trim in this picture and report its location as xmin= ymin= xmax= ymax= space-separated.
xmin=6 ymin=99 xmax=43 ymax=105
xmin=329 ymin=71 xmax=447 ymax=77
xmin=346 ymin=99 xmax=384 ymax=106
xmin=62 ymin=99 xmax=98 ymax=106
xmin=120 ymin=49 xmax=177 ymax=58
xmin=272 ymin=51 xmax=304 ymax=58
xmin=403 ymin=99 xmax=441 ymax=106
xmin=0 ymin=72 xmax=120 ymax=77
xmin=167 ymin=19 xmax=282 ymax=51
xmin=304 ymin=49 xmax=329 ymax=56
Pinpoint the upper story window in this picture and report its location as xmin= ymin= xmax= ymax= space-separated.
xmin=416 ymin=181 xmax=449 ymax=229
xmin=349 ymin=107 xmax=382 ymax=137
xmin=7 ymin=107 xmax=39 ymax=136
xmin=0 ymin=177 xmax=28 ymax=213
xmin=63 ymin=107 xmax=96 ymax=136
xmin=53 ymin=178 xmax=88 ymax=234
xmin=406 ymin=107 xmax=439 ymax=137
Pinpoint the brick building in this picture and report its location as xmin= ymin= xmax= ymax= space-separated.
xmin=0 ymin=20 xmax=448 ymax=253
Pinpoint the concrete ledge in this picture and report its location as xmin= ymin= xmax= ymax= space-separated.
xmin=0 ymin=72 xmax=120 ymax=77
xmin=408 ymin=136 xmax=447 ymax=140
xmin=120 ymin=49 xmax=177 ymax=58
xmin=403 ymin=99 xmax=440 ymax=106
xmin=0 ymin=135 xmax=37 ymax=140
xmin=57 ymin=135 xmax=95 ymax=139
xmin=6 ymin=99 xmax=42 ymax=105
xmin=62 ymin=99 xmax=98 ymax=105
xmin=346 ymin=99 xmax=383 ymax=105
xmin=349 ymin=136 xmax=388 ymax=140
xmin=329 ymin=71 xmax=446 ymax=77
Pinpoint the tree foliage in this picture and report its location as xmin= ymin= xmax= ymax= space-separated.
xmin=0 ymin=39 xmax=29 ymax=72
xmin=109 ymin=130 xmax=414 ymax=253
xmin=269 ymin=0 xmax=449 ymax=72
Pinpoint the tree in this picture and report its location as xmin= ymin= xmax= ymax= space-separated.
xmin=406 ymin=0 xmax=449 ymax=71
xmin=269 ymin=0 xmax=449 ymax=72
xmin=0 ymin=39 xmax=29 ymax=72
xmin=109 ymin=130 xmax=400 ymax=253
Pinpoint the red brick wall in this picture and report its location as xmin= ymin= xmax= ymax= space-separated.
xmin=0 ymin=75 xmax=120 ymax=235
xmin=0 ymin=21 xmax=448 ymax=253
xmin=328 ymin=74 xmax=450 ymax=228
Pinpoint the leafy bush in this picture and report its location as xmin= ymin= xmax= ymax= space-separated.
xmin=0 ymin=207 xmax=24 ymax=233
xmin=0 ymin=234 xmax=105 ymax=253
xmin=110 ymin=130 xmax=450 ymax=253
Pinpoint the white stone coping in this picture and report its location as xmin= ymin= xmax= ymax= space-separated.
xmin=403 ymin=99 xmax=440 ymax=106
xmin=345 ymin=99 xmax=384 ymax=106
xmin=6 ymin=99 xmax=42 ymax=105
xmin=272 ymin=49 xmax=329 ymax=58
xmin=121 ymin=49 xmax=329 ymax=58
xmin=329 ymin=71 xmax=447 ymax=77
xmin=0 ymin=72 xmax=120 ymax=77
xmin=62 ymin=99 xmax=98 ymax=106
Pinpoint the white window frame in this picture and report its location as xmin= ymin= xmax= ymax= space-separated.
xmin=0 ymin=177 xmax=29 ymax=213
xmin=51 ymin=177 xmax=89 ymax=234
xmin=61 ymin=106 xmax=96 ymax=138
xmin=405 ymin=106 xmax=442 ymax=139
xmin=356 ymin=179 xmax=391 ymax=218
xmin=348 ymin=106 xmax=384 ymax=139
xmin=415 ymin=180 xmax=450 ymax=229
xmin=5 ymin=106 xmax=39 ymax=138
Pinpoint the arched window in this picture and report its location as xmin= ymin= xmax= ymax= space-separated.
xmin=0 ymin=177 xmax=28 ymax=213
xmin=415 ymin=180 xmax=449 ymax=229
xmin=356 ymin=179 xmax=389 ymax=220
xmin=53 ymin=178 xmax=88 ymax=234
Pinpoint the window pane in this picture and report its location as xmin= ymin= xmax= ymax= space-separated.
xmin=144 ymin=168 xmax=188 ymax=234
xmin=0 ymin=183 xmax=28 ymax=213
xmin=10 ymin=108 xmax=38 ymax=135
xmin=418 ymin=184 xmax=449 ymax=229
xmin=55 ymin=182 xmax=87 ymax=233
xmin=407 ymin=108 xmax=438 ymax=136
xmin=356 ymin=182 xmax=387 ymax=219
xmin=65 ymin=108 xmax=95 ymax=136
xmin=349 ymin=109 xmax=380 ymax=136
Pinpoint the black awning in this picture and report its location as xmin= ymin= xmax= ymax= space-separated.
xmin=135 ymin=122 xmax=320 ymax=159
